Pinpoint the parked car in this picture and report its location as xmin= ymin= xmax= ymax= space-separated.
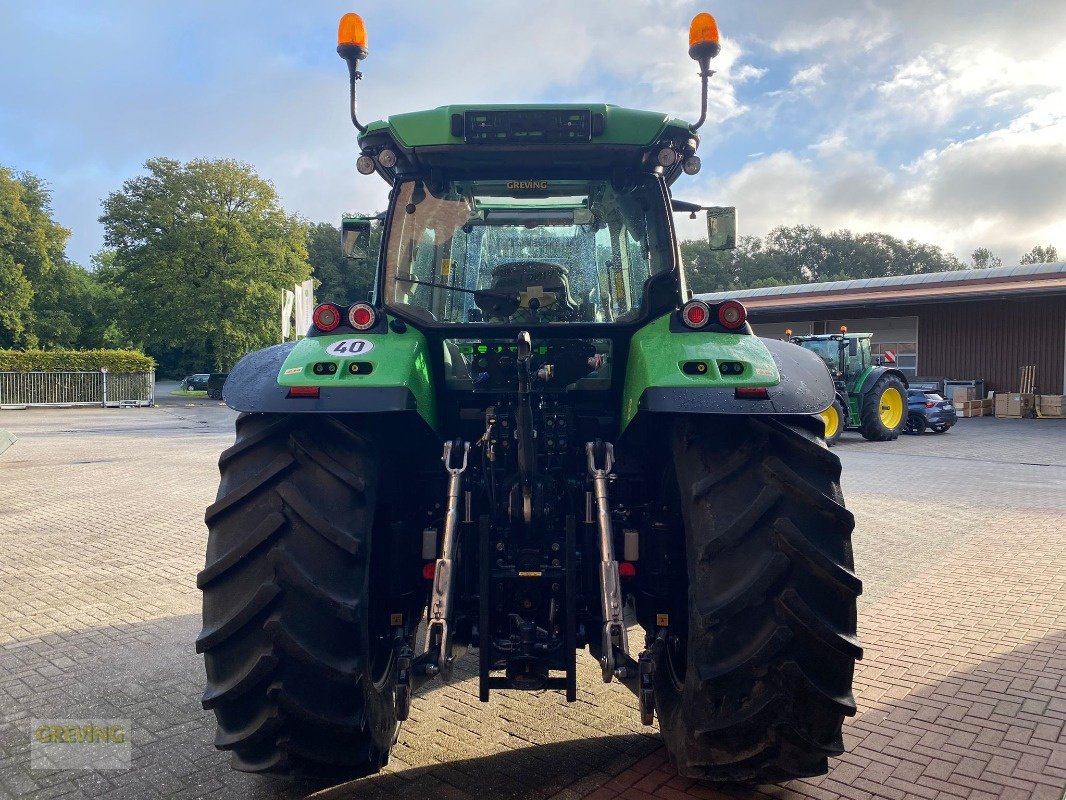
xmin=906 ymin=390 xmax=957 ymax=434
xmin=180 ymin=373 xmax=210 ymax=392
xmin=207 ymin=373 xmax=229 ymax=400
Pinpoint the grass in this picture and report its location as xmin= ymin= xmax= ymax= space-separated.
xmin=170 ymin=389 xmax=208 ymax=397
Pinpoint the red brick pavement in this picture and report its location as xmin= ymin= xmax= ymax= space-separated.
xmin=567 ymin=510 xmax=1066 ymax=800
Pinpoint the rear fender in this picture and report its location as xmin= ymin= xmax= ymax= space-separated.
xmin=223 ymin=322 xmax=438 ymax=434
xmin=857 ymin=367 xmax=909 ymax=395
xmin=620 ymin=315 xmax=834 ymax=436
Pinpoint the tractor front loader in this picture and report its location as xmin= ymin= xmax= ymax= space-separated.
xmin=198 ymin=11 xmax=863 ymax=785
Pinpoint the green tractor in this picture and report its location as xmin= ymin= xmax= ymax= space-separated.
xmin=198 ymin=11 xmax=862 ymax=785
xmin=788 ymin=329 xmax=908 ymax=446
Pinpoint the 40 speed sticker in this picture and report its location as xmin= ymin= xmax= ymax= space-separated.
xmin=324 ymin=338 xmax=375 ymax=356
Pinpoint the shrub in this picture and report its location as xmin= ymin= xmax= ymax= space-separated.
xmin=0 ymin=349 xmax=156 ymax=373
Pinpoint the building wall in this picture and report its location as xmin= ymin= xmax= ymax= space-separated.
xmin=750 ymin=296 xmax=1066 ymax=394
xmin=918 ymin=297 xmax=1065 ymax=394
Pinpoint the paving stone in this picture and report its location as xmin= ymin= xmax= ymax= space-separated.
xmin=0 ymin=408 xmax=1064 ymax=800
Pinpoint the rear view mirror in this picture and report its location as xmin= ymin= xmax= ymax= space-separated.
xmin=706 ymin=207 xmax=737 ymax=250
xmin=848 ymin=340 xmax=858 ymax=357
xmin=341 ymin=216 xmax=373 ymax=260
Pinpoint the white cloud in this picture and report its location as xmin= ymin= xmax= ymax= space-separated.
xmin=639 ymin=34 xmax=757 ymax=125
xmin=770 ymin=12 xmax=892 ymax=54
xmin=683 ymin=2 xmax=1066 ymax=264
xmin=877 ymin=42 xmax=1066 ymax=127
xmin=734 ymin=65 xmax=769 ymax=83
xmin=790 ymin=63 xmax=826 ymax=89
xmin=2 ymin=0 xmax=776 ymax=263
xmin=3 ymin=0 xmax=1066 ymax=270
xmin=684 ymin=91 xmax=1066 ymax=264
xmin=809 ymin=132 xmax=848 ymax=155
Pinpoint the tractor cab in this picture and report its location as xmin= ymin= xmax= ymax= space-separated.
xmin=381 ymin=177 xmax=668 ymax=327
xmin=789 ymin=330 xmax=874 ymax=391
xmin=352 ymin=103 xmax=720 ymax=333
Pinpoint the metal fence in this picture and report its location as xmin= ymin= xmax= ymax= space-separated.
xmin=0 ymin=371 xmax=155 ymax=408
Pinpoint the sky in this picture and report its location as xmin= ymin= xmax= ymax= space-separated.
xmin=1 ymin=1 xmax=1064 ymax=268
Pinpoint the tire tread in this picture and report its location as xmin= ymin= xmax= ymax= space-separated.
xmin=655 ymin=414 xmax=861 ymax=783
xmin=199 ymin=413 xmax=395 ymax=779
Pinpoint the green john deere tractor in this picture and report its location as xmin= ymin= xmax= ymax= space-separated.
xmin=197 ymin=11 xmax=862 ymax=785
xmin=788 ymin=330 xmax=908 ymax=446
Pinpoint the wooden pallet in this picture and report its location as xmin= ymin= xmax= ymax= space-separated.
xmin=959 ymin=400 xmax=988 ymax=417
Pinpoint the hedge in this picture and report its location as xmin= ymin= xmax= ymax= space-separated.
xmin=0 ymin=349 xmax=156 ymax=373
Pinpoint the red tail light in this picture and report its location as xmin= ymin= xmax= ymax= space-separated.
xmin=347 ymin=303 xmax=376 ymax=330
xmin=618 ymin=562 xmax=637 ymax=578
xmin=422 ymin=562 xmax=436 ymax=580
xmin=718 ymin=300 xmax=747 ymax=329
xmin=925 ymin=401 xmax=935 ymax=408
xmin=681 ymin=300 xmax=710 ymax=328
xmin=312 ymin=303 xmax=342 ymax=332
xmin=735 ymin=387 xmax=769 ymax=399
xmin=288 ymin=386 xmax=320 ymax=398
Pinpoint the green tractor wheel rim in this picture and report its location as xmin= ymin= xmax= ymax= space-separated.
xmin=879 ymin=386 xmax=904 ymax=429
xmin=820 ymin=404 xmax=840 ymax=439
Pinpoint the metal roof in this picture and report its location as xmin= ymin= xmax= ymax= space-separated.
xmin=697 ymin=262 xmax=1066 ymax=311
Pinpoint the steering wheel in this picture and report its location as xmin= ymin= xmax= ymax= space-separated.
xmin=476 ymin=261 xmax=580 ymax=321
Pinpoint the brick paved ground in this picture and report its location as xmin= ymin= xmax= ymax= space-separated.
xmin=0 ymin=407 xmax=1063 ymax=800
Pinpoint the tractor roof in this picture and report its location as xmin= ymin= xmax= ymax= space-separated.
xmin=357 ymin=104 xmax=698 ymax=186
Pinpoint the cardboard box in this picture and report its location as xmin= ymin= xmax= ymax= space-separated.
xmin=1037 ymin=395 xmax=1065 ymax=418
xmin=953 ymin=386 xmax=977 ymax=404
xmin=996 ymin=393 xmax=1035 ymax=418
xmin=1011 ymin=394 xmax=1035 ymax=416
xmin=1008 ymin=394 xmax=1035 ymax=418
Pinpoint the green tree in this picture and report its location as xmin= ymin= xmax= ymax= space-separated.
xmin=32 ymin=260 xmax=127 ymax=349
xmin=306 ymin=221 xmax=378 ymax=306
xmin=971 ymin=248 xmax=1002 ymax=269
xmin=0 ymin=177 xmax=35 ymax=346
xmin=88 ymin=250 xmax=134 ymax=348
xmin=679 ymin=240 xmax=734 ymax=293
xmin=817 ymin=230 xmax=962 ymax=280
xmin=764 ymin=225 xmax=829 ymax=282
xmin=0 ymin=167 xmax=70 ymax=347
xmin=100 ymin=158 xmax=310 ymax=375
xmin=680 ymin=225 xmax=963 ymax=293
xmin=1019 ymin=245 xmax=1058 ymax=264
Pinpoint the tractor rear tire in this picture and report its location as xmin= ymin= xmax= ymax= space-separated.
xmin=859 ymin=374 xmax=907 ymax=441
xmin=197 ymin=413 xmax=399 ymax=780
xmin=656 ymin=414 xmax=862 ymax=783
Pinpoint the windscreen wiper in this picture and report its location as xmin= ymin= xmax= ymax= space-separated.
xmin=398 ymin=276 xmax=521 ymax=318
xmin=398 ymin=276 xmax=513 ymax=300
